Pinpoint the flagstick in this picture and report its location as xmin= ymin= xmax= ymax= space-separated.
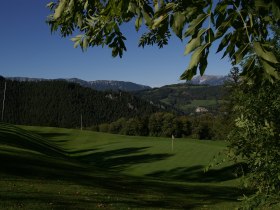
xmin=80 ymin=114 xmax=83 ymax=131
xmin=1 ymin=82 xmax=6 ymax=121
xmin=171 ymin=134 xmax=174 ymax=152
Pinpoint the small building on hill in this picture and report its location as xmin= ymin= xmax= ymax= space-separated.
xmin=195 ymin=106 xmax=208 ymax=113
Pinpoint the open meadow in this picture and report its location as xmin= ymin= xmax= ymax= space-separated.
xmin=0 ymin=122 xmax=245 ymax=209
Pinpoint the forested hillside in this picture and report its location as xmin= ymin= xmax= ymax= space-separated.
xmin=0 ymin=78 xmax=167 ymax=128
xmin=134 ymin=83 xmax=225 ymax=113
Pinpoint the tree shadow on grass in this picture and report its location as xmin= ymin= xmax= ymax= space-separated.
xmin=75 ymin=147 xmax=173 ymax=172
xmin=0 ymin=130 xmax=65 ymax=157
xmin=66 ymin=148 xmax=98 ymax=155
xmin=0 ymin=150 xmax=86 ymax=179
xmin=30 ymin=131 xmax=71 ymax=144
xmin=0 ymin=147 xmax=246 ymax=209
xmin=0 ymin=154 xmax=245 ymax=210
xmin=0 ymin=126 xmax=246 ymax=209
xmin=0 ymin=146 xmax=173 ymax=179
xmin=32 ymin=132 xmax=70 ymax=139
xmin=147 ymin=163 xmax=247 ymax=183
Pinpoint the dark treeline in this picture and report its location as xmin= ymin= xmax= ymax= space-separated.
xmin=96 ymin=112 xmax=228 ymax=140
xmin=0 ymin=78 xmax=169 ymax=128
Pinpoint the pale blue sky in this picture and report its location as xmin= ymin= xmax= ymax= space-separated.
xmin=0 ymin=0 xmax=232 ymax=87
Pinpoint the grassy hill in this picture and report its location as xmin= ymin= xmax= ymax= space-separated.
xmin=0 ymin=123 xmax=244 ymax=209
xmin=134 ymin=84 xmax=225 ymax=114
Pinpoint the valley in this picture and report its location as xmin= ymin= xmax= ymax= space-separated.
xmin=1 ymin=1 xmax=279 ymax=208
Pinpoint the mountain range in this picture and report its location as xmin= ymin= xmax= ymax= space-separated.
xmin=6 ymin=77 xmax=151 ymax=92
xmin=186 ymin=75 xmax=229 ymax=86
xmin=5 ymin=75 xmax=229 ymax=91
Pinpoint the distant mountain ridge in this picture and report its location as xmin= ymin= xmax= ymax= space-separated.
xmin=5 ymin=75 xmax=228 ymax=90
xmin=6 ymin=77 xmax=151 ymax=92
xmin=187 ymin=75 xmax=229 ymax=86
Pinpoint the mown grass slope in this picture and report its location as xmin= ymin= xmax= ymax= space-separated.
xmin=0 ymin=123 xmax=244 ymax=209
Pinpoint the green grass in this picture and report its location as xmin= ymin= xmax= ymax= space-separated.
xmin=0 ymin=123 xmax=245 ymax=209
xmin=181 ymin=99 xmax=217 ymax=109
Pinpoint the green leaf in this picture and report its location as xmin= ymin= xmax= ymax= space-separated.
xmin=188 ymin=44 xmax=209 ymax=70
xmin=53 ymin=0 xmax=66 ymax=19
xmin=215 ymin=12 xmax=226 ymax=29
xmin=152 ymin=14 xmax=168 ymax=29
xmin=241 ymin=57 xmax=255 ymax=76
xmin=234 ymin=43 xmax=250 ymax=64
xmin=82 ymin=36 xmax=88 ymax=51
xmin=222 ymin=41 xmax=235 ymax=59
xmin=180 ymin=66 xmax=197 ymax=80
xmin=171 ymin=12 xmax=186 ymax=39
xmin=254 ymin=0 xmax=269 ymax=9
xmin=214 ymin=2 xmax=228 ymax=14
xmin=215 ymin=12 xmax=237 ymax=39
xmin=77 ymin=14 xmax=83 ymax=28
xmin=71 ymin=35 xmax=83 ymax=42
xmin=272 ymin=2 xmax=280 ymax=21
xmin=184 ymin=13 xmax=208 ymax=37
xmin=46 ymin=2 xmax=55 ymax=9
xmin=260 ymin=59 xmax=280 ymax=79
xmin=181 ymin=43 xmax=210 ymax=80
xmin=143 ymin=11 xmax=152 ymax=26
xmin=184 ymin=36 xmax=201 ymax=55
xmin=216 ymin=33 xmax=231 ymax=53
xmin=205 ymin=28 xmax=215 ymax=43
xmin=71 ymin=35 xmax=83 ymax=49
xmin=254 ymin=41 xmax=279 ymax=64
xmin=135 ymin=16 xmax=143 ymax=31
xmin=73 ymin=41 xmax=80 ymax=49
xmin=154 ymin=0 xmax=159 ymax=12
xmin=184 ymin=28 xmax=207 ymax=55
xmin=84 ymin=1 xmax=88 ymax=10
xmin=199 ymin=50 xmax=209 ymax=76
xmin=128 ymin=2 xmax=137 ymax=13
xmin=154 ymin=2 xmax=174 ymax=18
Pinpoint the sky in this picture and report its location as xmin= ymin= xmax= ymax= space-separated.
xmin=0 ymin=0 xmax=232 ymax=87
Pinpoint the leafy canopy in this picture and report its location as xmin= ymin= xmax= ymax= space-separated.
xmin=221 ymin=25 xmax=280 ymax=208
xmin=47 ymin=0 xmax=280 ymax=81
xmin=227 ymin=77 xmax=280 ymax=208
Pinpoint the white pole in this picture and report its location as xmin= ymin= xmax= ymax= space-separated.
xmin=1 ymin=82 xmax=6 ymax=121
xmin=171 ymin=134 xmax=174 ymax=152
xmin=81 ymin=114 xmax=83 ymax=131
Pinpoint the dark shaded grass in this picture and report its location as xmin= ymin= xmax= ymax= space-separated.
xmin=148 ymin=163 xmax=248 ymax=183
xmin=0 ymin=122 xmax=65 ymax=157
xmin=76 ymin=146 xmax=173 ymax=172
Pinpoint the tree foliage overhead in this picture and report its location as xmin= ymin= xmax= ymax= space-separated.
xmin=47 ymin=0 xmax=280 ymax=81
